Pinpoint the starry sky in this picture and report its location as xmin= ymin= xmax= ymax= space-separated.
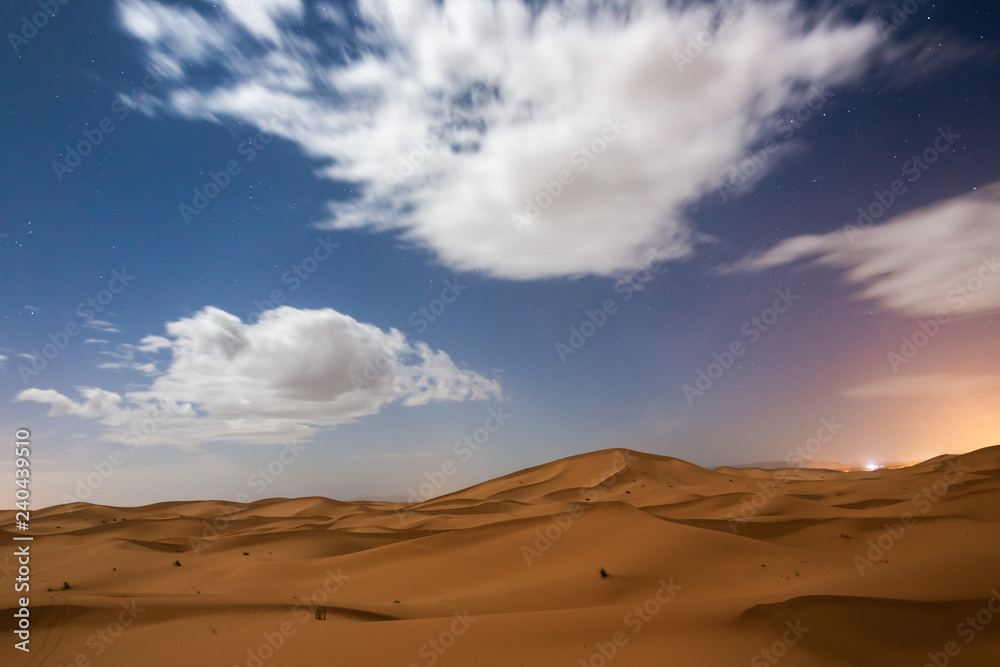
xmin=2 ymin=0 xmax=999 ymax=508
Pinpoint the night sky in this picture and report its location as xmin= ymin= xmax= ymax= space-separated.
xmin=2 ymin=0 xmax=998 ymax=508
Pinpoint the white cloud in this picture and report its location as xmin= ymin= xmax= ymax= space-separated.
xmin=95 ymin=344 xmax=143 ymax=372
xmin=116 ymin=0 xmax=917 ymax=280
xmin=843 ymin=374 xmax=1000 ymax=400
xmin=136 ymin=335 xmax=171 ymax=352
xmin=118 ymin=0 xmax=234 ymax=71
xmin=84 ymin=319 xmax=122 ymax=333
xmin=0 ymin=354 xmax=7 ymax=367
xmin=83 ymin=338 xmax=109 ymax=345
xmin=19 ymin=387 xmax=130 ymax=419
xmin=214 ymin=0 xmax=305 ymax=43
xmin=730 ymin=182 xmax=1000 ymax=318
xmin=16 ymin=306 xmax=501 ymax=446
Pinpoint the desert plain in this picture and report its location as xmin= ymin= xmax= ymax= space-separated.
xmin=3 ymin=444 xmax=1000 ymax=666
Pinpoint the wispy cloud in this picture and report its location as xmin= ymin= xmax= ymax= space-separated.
xmin=730 ymin=182 xmax=1000 ymax=318
xmin=843 ymin=373 xmax=1000 ymax=400
xmin=115 ymin=0 xmax=937 ymax=279
xmin=84 ymin=319 xmax=122 ymax=333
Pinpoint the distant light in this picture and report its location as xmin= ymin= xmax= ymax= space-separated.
xmin=866 ymin=463 xmax=882 ymax=471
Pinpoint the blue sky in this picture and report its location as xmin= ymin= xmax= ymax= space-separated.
xmin=1 ymin=0 xmax=999 ymax=508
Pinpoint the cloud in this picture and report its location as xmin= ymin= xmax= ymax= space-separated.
xmin=136 ymin=335 xmax=171 ymax=352
xmin=18 ymin=387 xmax=131 ymax=418
xmin=96 ymin=359 xmax=158 ymax=375
xmin=16 ymin=306 xmax=502 ymax=446
xmin=0 ymin=354 xmax=7 ymax=367
xmin=843 ymin=374 xmax=1000 ymax=400
xmin=116 ymin=0 xmax=921 ymax=280
xmin=216 ymin=0 xmax=304 ymax=43
xmin=84 ymin=319 xmax=122 ymax=333
xmin=83 ymin=339 xmax=109 ymax=345
xmin=730 ymin=182 xmax=1000 ymax=318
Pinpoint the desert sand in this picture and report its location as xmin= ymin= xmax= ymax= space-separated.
xmin=3 ymin=445 xmax=1000 ymax=666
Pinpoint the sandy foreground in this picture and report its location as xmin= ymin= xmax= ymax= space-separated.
xmin=2 ymin=445 xmax=1000 ymax=666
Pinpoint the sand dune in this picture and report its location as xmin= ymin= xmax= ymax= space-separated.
xmin=3 ymin=445 xmax=1000 ymax=665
